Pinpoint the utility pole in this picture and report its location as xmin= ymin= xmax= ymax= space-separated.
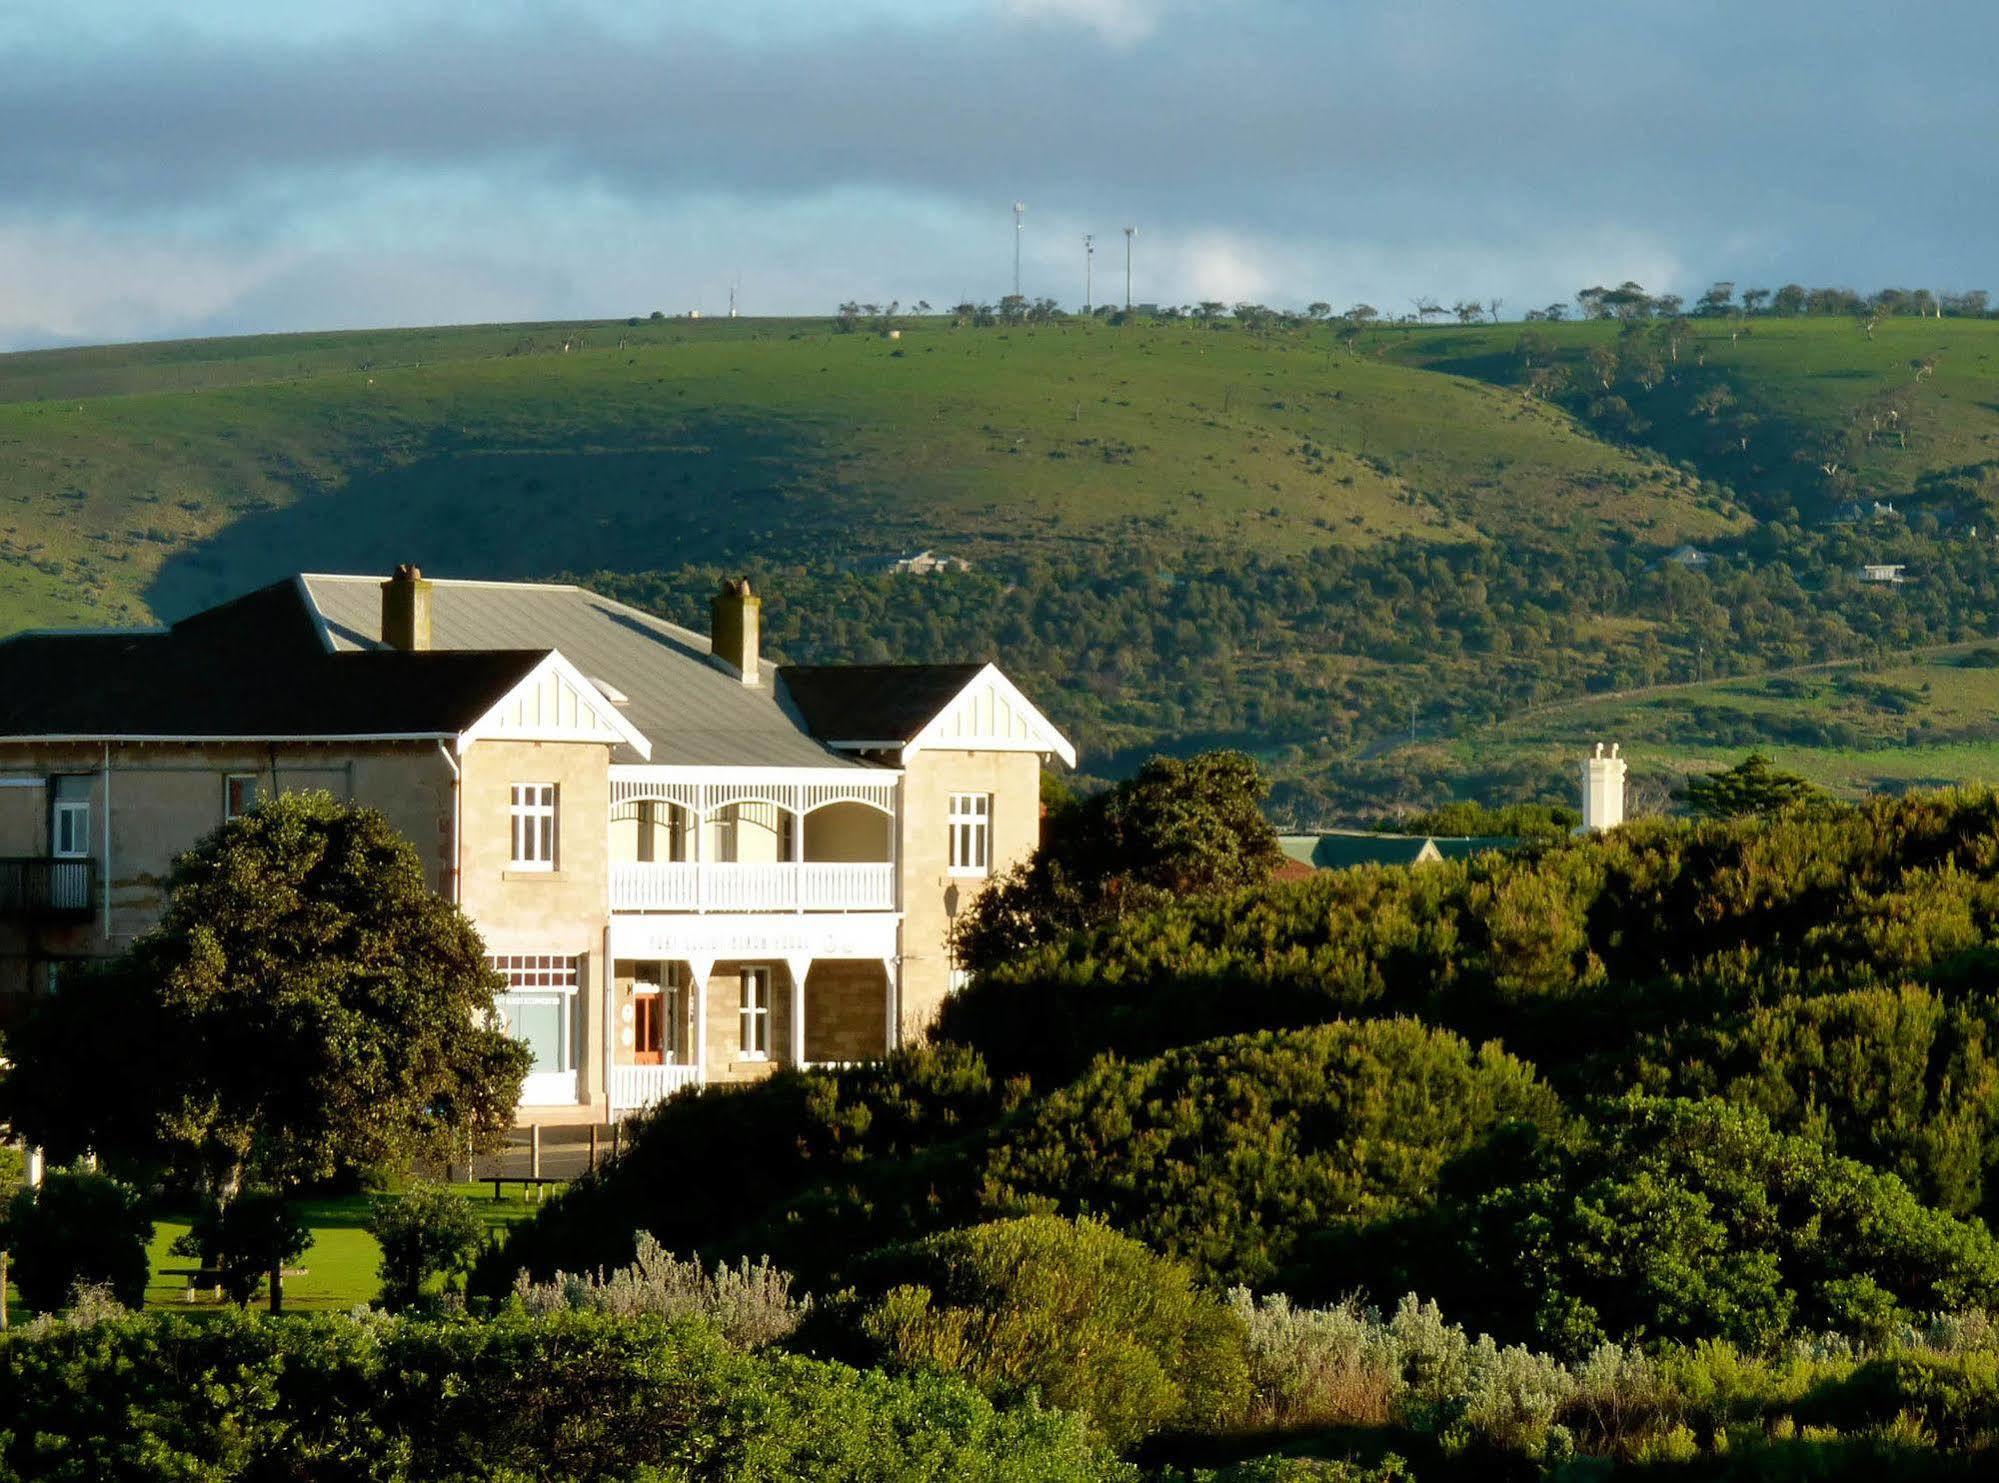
xmin=1083 ymin=234 xmax=1094 ymax=313
xmin=1013 ymin=202 xmax=1025 ymax=300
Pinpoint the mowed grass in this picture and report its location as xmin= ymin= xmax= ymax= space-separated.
xmin=141 ymin=1186 xmax=549 ymax=1313
xmin=0 ymin=316 xmax=1735 ymax=632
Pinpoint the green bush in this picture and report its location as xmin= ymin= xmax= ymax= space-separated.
xmin=479 ymin=1042 xmax=1007 ymax=1296
xmin=370 ymin=1183 xmax=483 ymax=1311
xmin=1 ymin=1171 xmax=152 ymax=1313
xmin=1439 ymin=1098 xmax=1999 ymax=1354
xmin=940 ymin=792 xmax=1999 ymax=1092
xmin=1635 ymin=985 xmax=1999 ymax=1219
xmin=0 ymin=1309 xmax=1129 ymax=1482
xmin=1802 ymin=1350 xmax=1999 ymax=1449
xmin=983 ymin=1020 xmax=1563 ymax=1286
xmin=851 ymin=1214 xmax=1250 ymax=1449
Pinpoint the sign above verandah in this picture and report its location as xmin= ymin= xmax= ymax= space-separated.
xmin=607 ymin=912 xmax=900 ymax=963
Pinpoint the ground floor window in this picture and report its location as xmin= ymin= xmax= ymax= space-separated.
xmin=739 ymin=966 xmax=771 ymax=1060
xmin=489 ymin=954 xmax=579 ymax=1078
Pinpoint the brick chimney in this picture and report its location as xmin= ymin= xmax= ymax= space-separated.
xmin=381 ymin=564 xmax=432 ymax=652
xmin=710 ymin=577 xmax=760 ymax=684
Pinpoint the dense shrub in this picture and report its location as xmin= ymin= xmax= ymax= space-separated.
xmin=479 ymin=1042 xmax=1008 ymax=1295
xmin=1435 ymin=1098 xmax=1999 ymax=1355
xmin=941 ymin=792 xmax=1999 ymax=1091
xmin=512 ymin=1233 xmax=809 ymax=1347
xmin=1802 ymin=1349 xmax=1999 ymax=1448
xmin=983 ymin=1021 xmax=1563 ymax=1286
xmin=1634 ymin=986 xmax=1999 ymax=1219
xmin=0 ymin=1309 xmax=1128 ymax=1482
xmin=1 ymin=1171 xmax=152 ymax=1313
xmin=850 ymin=1215 xmax=1250 ymax=1448
xmin=370 ymin=1182 xmax=483 ymax=1311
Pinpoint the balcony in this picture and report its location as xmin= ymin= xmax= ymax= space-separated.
xmin=611 ymin=861 xmax=895 ymax=914
xmin=0 ymin=857 xmax=94 ymax=921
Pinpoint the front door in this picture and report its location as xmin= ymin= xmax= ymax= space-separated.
xmin=632 ymin=969 xmax=664 ymax=1065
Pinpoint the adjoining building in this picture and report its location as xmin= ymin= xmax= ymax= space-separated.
xmin=1277 ymin=832 xmax=1518 ymax=870
xmin=0 ymin=568 xmax=1073 ymax=1123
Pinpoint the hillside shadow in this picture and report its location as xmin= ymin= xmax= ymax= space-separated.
xmin=146 ymin=415 xmax=886 ymax=620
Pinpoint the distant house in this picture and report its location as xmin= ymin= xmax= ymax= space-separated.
xmin=883 ymin=550 xmax=972 ymax=576
xmin=1872 ymin=500 xmax=1900 ymax=518
xmin=1860 ymin=563 xmax=1907 ymax=584
xmin=1278 ymin=832 xmax=1517 ymax=871
xmin=1662 ymin=545 xmax=1711 ymax=570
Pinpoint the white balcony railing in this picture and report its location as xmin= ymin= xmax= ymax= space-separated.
xmin=610 ymin=1062 xmax=704 ymax=1115
xmin=611 ymin=861 xmax=895 ymax=914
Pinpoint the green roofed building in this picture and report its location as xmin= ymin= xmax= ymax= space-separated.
xmin=1279 ymin=831 xmax=1520 ymax=871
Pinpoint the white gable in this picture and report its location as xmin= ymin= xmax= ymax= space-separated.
xmin=460 ymin=652 xmax=653 ymax=759
xmin=905 ymin=663 xmax=1076 ymax=767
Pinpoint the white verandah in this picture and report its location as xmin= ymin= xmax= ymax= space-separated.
xmin=604 ymin=767 xmax=903 ymax=1115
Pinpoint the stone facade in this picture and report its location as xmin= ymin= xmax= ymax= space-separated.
xmin=894 ymin=747 xmax=1043 ymax=1037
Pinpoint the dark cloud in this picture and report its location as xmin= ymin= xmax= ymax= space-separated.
xmin=4 ymin=0 xmax=1998 ymax=343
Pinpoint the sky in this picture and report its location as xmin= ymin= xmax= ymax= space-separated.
xmin=3 ymin=0 xmax=1995 ymax=349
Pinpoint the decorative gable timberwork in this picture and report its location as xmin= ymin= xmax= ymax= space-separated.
xmin=460 ymin=653 xmax=653 ymax=759
xmin=905 ymin=663 xmax=1076 ymax=766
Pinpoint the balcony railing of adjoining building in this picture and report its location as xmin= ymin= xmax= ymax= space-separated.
xmin=609 ymin=1062 xmax=704 ymax=1115
xmin=0 ymin=858 xmax=94 ymax=920
xmin=611 ymin=861 xmax=895 ymax=914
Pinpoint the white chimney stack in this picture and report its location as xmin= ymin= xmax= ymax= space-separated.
xmin=1582 ymin=742 xmax=1626 ymax=832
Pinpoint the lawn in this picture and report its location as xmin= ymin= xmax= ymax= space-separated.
xmin=141 ymin=1185 xmax=552 ymax=1313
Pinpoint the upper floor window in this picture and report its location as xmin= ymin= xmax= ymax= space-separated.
xmin=51 ymin=776 xmax=90 ymax=859
xmin=948 ymin=792 xmax=991 ymax=877
xmin=224 ymin=774 xmax=263 ymax=820
xmin=510 ymin=783 xmax=558 ymax=870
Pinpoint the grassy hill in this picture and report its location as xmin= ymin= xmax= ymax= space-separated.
xmin=0 ymin=315 xmax=1734 ymax=629
xmin=7 ymin=309 xmax=1999 ymax=817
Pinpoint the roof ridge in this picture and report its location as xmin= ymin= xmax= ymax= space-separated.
xmin=300 ymin=572 xmax=586 ymax=594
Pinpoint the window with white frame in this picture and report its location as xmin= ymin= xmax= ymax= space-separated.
xmin=224 ymin=773 xmax=263 ymax=820
xmin=488 ymin=954 xmax=578 ymax=1076
xmin=947 ymin=792 xmax=992 ymax=876
xmin=510 ymin=783 xmax=558 ymax=870
xmin=738 ymin=966 xmax=771 ymax=1060
xmin=51 ymin=776 xmax=90 ymax=858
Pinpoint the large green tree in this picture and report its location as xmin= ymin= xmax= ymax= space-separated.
xmin=1677 ymin=752 xmax=1818 ymax=819
xmin=952 ymin=750 xmax=1281 ymax=973
xmin=0 ymin=791 xmax=528 ymax=1306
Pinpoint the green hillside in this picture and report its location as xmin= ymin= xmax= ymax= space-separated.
xmin=0 ymin=315 xmax=1732 ymax=628
xmin=7 ymin=309 xmax=1999 ymax=817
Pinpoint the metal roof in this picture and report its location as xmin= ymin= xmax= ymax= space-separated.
xmin=778 ymin=663 xmax=988 ymax=744
xmin=299 ymin=575 xmax=864 ymax=770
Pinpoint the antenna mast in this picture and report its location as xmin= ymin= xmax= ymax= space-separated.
xmin=1083 ymin=233 xmax=1094 ymax=313
xmin=1123 ymin=226 xmax=1136 ymax=310
xmin=1013 ymin=202 xmax=1025 ymax=300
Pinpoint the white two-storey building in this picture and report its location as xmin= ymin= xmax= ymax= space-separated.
xmin=0 ymin=568 xmax=1073 ymax=1122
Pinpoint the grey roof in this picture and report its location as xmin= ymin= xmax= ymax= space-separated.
xmin=299 ymin=575 xmax=864 ymax=770
xmin=0 ymin=582 xmax=549 ymax=740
